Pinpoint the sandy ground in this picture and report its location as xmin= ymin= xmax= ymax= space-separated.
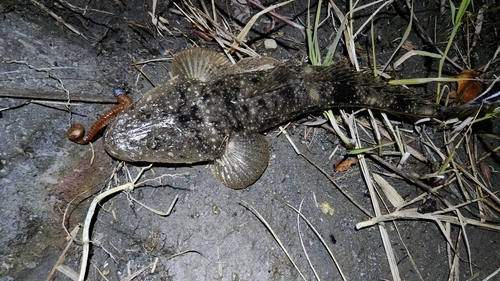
xmin=1 ymin=1 xmax=500 ymax=280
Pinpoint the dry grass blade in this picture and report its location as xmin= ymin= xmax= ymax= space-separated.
xmin=300 ymin=153 xmax=374 ymax=217
xmin=241 ymin=200 xmax=307 ymax=280
xmin=381 ymin=113 xmax=405 ymax=158
xmin=248 ymin=0 xmax=304 ymax=30
xmin=393 ymin=50 xmax=443 ymax=69
xmin=128 ymin=194 xmax=179 ymax=216
xmin=392 ymin=223 xmax=425 ymax=281
xmin=149 ymin=0 xmax=172 ymax=35
xmin=455 ymin=162 xmax=500 ymax=206
xmin=56 ymin=264 xmax=79 ymax=281
xmin=288 ymin=201 xmax=347 ymax=280
xmin=295 ymin=200 xmax=321 ymax=281
xmin=484 ymin=267 xmax=500 ymax=281
xmin=372 ymin=173 xmax=404 ymax=208
xmin=482 ymin=45 xmax=500 ymax=73
xmin=121 ymin=263 xmax=152 ymax=281
xmin=29 ymin=0 xmax=87 ymax=39
xmin=448 ymin=228 xmax=461 ymax=279
xmin=57 ymin=0 xmax=114 ymax=15
xmin=347 ymin=112 xmax=401 ymax=280
xmin=89 ymin=261 xmax=110 ymax=281
xmin=0 ymin=89 xmax=117 ymax=103
xmin=77 ymin=166 xmax=149 ymax=281
xmin=74 ymin=164 xmax=185 ymax=281
xmin=358 ymin=154 xmax=401 ymax=280
xmin=230 ymin=0 xmax=295 ymax=51
xmin=174 ymin=1 xmax=258 ymax=57
xmin=356 ymin=208 xmax=500 ymax=231
xmin=47 ymin=225 xmax=80 ymax=281
xmin=328 ymin=2 xmax=357 ymax=69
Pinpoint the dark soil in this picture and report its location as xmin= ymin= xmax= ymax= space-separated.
xmin=1 ymin=1 xmax=499 ymax=280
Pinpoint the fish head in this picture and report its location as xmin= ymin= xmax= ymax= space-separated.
xmin=103 ymin=81 xmax=227 ymax=164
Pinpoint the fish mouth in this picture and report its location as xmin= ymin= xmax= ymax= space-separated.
xmin=103 ymin=128 xmax=140 ymax=162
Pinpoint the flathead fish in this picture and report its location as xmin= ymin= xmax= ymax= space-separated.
xmin=103 ymin=48 xmax=484 ymax=189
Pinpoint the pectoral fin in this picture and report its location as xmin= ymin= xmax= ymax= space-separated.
xmin=209 ymin=134 xmax=270 ymax=189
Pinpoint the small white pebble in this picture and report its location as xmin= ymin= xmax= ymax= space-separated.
xmin=264 ymin=39 xmax=277 ymax=51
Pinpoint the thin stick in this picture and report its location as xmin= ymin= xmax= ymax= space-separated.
xmin=241 ymin=200 xmax=307 ymax=281
xmin=356 ymin=208 xmax=500 ymax=231
xmin=78 ymin=165 xmax=153 ymax=281
xmin=45 ymin=225 xmax=81 ymax=281
xmin=367 ymin=153 xmax=433 ymax=193
xmin=166 ymin=249 xmax=215 ymax=263
xmin=248 ymin=0 xmax=304 ymax=30
xmin=295 ymin=200 xmax=321 ymax=281
xmin=300 ymin=153 xmax=374 ymax=217
xmin=0 ymin=89 xmax=117 ymax=103
xmin=279 ymin=126 xmax=301 ymax=155
xmin=288 ymin=201 xmax=347 ymax=280
xmin=231 ymin=0 xmax=296 ymax=50
xmin=29 ymin=0 xmax=87 ymax=39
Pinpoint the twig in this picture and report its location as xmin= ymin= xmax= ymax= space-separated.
xmin=29 ymin=0 xmax=87 ymax=39
xmin=367 ymin=153 xmax=434 ymax=193
xmin=300 ymin=153 xmax=374 ymax=217
xmin=295 ymin=200 xmax=320 ymax=281
xmin=0 ymin=101 xmax=30 ymax=113
xmin=403 ymin=0 xmax=463 ymax=71
xmin=166 ymin=249 xmax=214 ymax=262
xmin=356 ymin=208 xmax=500 ymax=231
xmin=247 ymin=0 xmax=304 ymax=30
xmin=46 ymin=225 xmax=81 ymax=281
xmin=241 ymin=200 xmax=307 ymax=281
xmin=0 ymin=89 xmax=117 ymax=103
xmin=78 ymin=165 xmax=152 ymax=280
xmin=288 ymin=201 xmax=347 ymax=280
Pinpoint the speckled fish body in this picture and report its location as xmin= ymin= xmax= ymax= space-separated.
xmin=104 ymin=48 xmax=458 ymax=189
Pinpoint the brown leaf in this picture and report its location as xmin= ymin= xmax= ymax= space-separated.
xmin=401 ymin=40 xmax=418 ymax=51
xmin=456 ymin=69 xmax=483 ymax=103
xmin=334 ymin=158 xmax=359 ymax=172
xmin=479 ymin=162 xmax=491 ymax=186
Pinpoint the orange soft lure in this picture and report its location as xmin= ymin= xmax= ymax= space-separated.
xmin=67 ymin=89 xmax=133 ymax=144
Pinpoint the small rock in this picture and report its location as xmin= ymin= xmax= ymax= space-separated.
xmin=264 ymin=39 xmax=277 ymax=51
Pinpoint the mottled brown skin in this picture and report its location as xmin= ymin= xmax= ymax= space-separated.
xmin=62 ymin=48 xmax=486 ymax=189
xmin=103 ymin=49 xmax=460 ymax=165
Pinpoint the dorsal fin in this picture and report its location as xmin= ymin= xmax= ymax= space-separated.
xmin=233 ymin=56 xmax=284 ymax=73
xmin=171 ymin=48 xmax=232 ymax=81
xmin=237 ymin=66 xmax=293 ymax=99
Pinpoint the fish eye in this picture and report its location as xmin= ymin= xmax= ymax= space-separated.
xmin=147 ymin=136 xmax=161 ymax=150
